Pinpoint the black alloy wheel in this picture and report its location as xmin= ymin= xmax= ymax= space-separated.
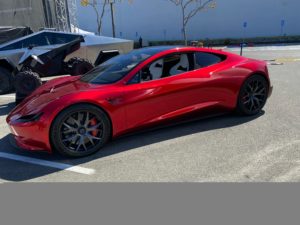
xmin=237 ymin=75 xmax=268 ymax=116
xmin=51 ymin=104 xmax=111 ymax=157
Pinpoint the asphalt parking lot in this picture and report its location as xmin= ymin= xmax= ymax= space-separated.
xmin=0 ymin=45 xmax=299 ymax=182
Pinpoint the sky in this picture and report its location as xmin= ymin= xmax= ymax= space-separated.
xmin=76 ymin=0 xmax=300 ymax=41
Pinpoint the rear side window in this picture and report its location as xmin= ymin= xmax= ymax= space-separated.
xmin=194 ymin=52 xmax=224 ymax=69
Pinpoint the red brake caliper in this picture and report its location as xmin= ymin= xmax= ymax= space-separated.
xmin=90 ymin=118 xmax=98 ymax=137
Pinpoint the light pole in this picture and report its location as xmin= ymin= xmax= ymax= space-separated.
xmin=109 ymin=0 xmax=116 ymax=38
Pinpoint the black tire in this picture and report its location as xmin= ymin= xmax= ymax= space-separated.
xmin=14 ymin=70 xmax=42 ymax=96
xmin=15 ymin=91 xmax=27 ymax=105
xmin=67 ymin=57 xmax=94 ymax=76
xmin=50 ymin=104 xmax=111 ymax=157
xmin=0 ymin=67 xmax=13 ymax=95
xmin=237 ymin=74 xmax=269 ymax=116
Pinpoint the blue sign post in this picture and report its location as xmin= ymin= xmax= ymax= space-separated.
xmin=241 ymin=22 xmax=248 ymax=56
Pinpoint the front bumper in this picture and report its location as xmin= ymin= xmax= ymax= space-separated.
xmin=9 ymin=133 xmax=48 ymax=152
xmin=7 ymin=119 xmax=52 ymax=153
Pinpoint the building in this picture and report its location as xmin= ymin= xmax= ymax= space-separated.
xmin=0 ymin=0 xmax=77 ymax=33
xmin=77 ymin=0 xmax=300 ymax=41
xmin=0 ymin=0 xmax=46 ymax=31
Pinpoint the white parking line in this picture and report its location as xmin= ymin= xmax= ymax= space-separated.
xmin=0 ymin=152 xmax=95 ymax=175
xmin=0 ymin=95 xmax=15 ymax=98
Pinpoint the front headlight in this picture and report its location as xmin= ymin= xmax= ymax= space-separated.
xmin=16 ymin=112 xmax=43 ymax=123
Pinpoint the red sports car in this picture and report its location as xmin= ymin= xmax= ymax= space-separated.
xmin=7 ymin=46 xmax=273 ymax=157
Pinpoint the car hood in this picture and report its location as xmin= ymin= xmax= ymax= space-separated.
xmin=9 ymin=76 xmax=95 ymax=117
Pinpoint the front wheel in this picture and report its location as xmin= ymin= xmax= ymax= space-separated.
xmin=51 ymin=104 xmax=111 ymax=157
xmin=237 ymin=75 xmax=269 ymax=116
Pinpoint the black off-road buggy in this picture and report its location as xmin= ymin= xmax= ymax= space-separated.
xmin=12 ymin=36 xmax=94 ymax=104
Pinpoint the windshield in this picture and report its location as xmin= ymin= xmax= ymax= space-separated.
xmin=80 ymin=47 xmax=173 ymax=84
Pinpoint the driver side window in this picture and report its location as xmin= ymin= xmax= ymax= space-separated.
xmin=130 ymin=53 xmax=192 ymax=83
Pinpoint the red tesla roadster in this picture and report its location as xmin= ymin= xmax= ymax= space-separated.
xmin=7 ymin=46 xmax=273 ymax=157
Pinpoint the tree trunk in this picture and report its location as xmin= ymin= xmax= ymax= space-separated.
xmin=97 ymin=20 xmax=101 ymax=35
xmin=183 ymin=26 xmax=187 ymax=46
xmin=91 ymin=1 xmax=107 ymax=35
xmin=181 ymin=6 xmax=188 ymax=46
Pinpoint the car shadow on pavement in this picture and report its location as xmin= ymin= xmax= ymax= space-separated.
xmin=80 ymin=111 xmax=265 ymax=162
xmin=0 ymin=111 xmax=265 ymax=182
xmin=0 ymin=135 xmax=62 ymax=182
xmin=0 ymin=102 xmax=15 ymax=116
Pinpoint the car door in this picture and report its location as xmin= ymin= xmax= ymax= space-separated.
xmin=121 ymin=53 xmax=196 ymax=130
xmin=171 ymin=51 xmax=224 ymax=107
xmin=122 ymin=51 xmax=228 ymax=131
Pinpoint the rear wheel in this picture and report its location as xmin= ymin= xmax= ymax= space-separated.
xmin=0 ymin=67 xmax=13 ymax=95
xmin=237 ymin=75 xmax=268 ymax=116
xmin=51 ymin=104 xmax=111 ymax=157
